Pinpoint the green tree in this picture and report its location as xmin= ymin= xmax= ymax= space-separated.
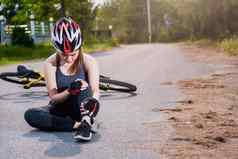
xmin=97 ymin=0 xmax=148 ymax=43
xmin=97 ymin=0 xmax=128 ymax=41
xmin=66 ymin=0 xmax=96 ymax=36
xmin=1 ymin=0 xmax=60 ymax=24
xmin=1 ymin=0 xmax=97 ymax=36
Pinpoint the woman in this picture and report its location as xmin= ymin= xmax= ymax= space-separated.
xmin=24 ymin=17 xmax=100 ymax=142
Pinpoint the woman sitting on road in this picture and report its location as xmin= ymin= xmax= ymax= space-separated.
xmin=24 ymin=17 xmax=100 ymax=142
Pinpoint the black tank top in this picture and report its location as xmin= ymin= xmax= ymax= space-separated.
xmin=55 ymin=56 xmax=86 ymax=92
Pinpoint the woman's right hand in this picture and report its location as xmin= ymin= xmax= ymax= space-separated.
xmin=68 ymin=80 xmax=82 ymax=95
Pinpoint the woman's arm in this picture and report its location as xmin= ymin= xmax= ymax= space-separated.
xmin=43 ymin=54 xmax=70 ymax=103
xmin=83 ymin=54 xmax=100 ymax=100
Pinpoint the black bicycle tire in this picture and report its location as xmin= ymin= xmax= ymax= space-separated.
xmin=0 ymin=72 xmax=137 ymax=92
xmin=100 ymin=78 xmax=137 ymax=92
xmin=0 ymin=72 xmax=46 ymax=87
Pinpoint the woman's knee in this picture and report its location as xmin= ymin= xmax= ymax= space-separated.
xmin=81 ymin=97 xmax=100 ymax=117
xmin=24 ymin=107 xmax=52 ymax=130
xmin=24 ymin=108 xmax=37 ymax=123
xmin=24 ymin=106 xmax=49 ymax=121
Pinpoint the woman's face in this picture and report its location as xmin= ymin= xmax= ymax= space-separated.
xmin=60 ymin=50 xmax=79 ymax=64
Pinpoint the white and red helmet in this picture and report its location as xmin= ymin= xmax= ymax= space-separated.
xmin=51 ymin=17 xmax=82 ymax=55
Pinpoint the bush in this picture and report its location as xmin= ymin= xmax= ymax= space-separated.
xmin=84 ymin=35 xmax=100 ymax=46
xmin=192 ymin=39 xmax=217 ymax=47
xmin=11 ymin=27 xmax=34 ymax=47
xmin=0 ymin=45 xmax=53 ymax=65
xmin=109 ymin=37 xmax=119 ymax=46
xmin=220 ymin=38 xmax=238 ymax=56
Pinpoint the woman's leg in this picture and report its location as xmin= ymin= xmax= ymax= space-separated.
xmin=69 ymin=86 xmax=99 ymax=124
xmin=69 ymin=88 xmax=90 ymax=121
xmin=24 ymin=103 xmax=75 ymax=131
xmin=67 ymin=81 xmax=100 ymax=141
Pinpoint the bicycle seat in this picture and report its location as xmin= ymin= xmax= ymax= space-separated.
xmin=17 ymin=65 xmax=29 ymax=74
xmin=17 ymin=65 xmax=40 ymax=78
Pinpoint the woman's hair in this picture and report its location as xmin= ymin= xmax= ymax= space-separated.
xmin=56 ymin=48 xmax=84 ymax=74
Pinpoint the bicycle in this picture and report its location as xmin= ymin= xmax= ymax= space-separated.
xmin=0 ymin=65 xmax=137 ymax=93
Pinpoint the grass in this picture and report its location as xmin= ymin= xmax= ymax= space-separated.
xmin=84 ymin=43 xmax=114 ymax=53
xmin=0 ymin=58 xmax=24 ymax=65
xmin=186 ymin=38 xmax=238 ymax=56
xmin=0 ymin=44 xmax=54 ymax=65
xmin=219 ymin=38 xmax=238 ymax=56
xmin=186 ymin=39 xmax=218 ymax=48
xmin=0 ymin=39 xmax=118 ymax=66
xmin=84 ymin=37 xmax=119 ymax=53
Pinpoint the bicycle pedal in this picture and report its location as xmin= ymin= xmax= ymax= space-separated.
xmin=20 ymin=78 xmax=30 ymax=82
xmin=23 ymin=85 xmax=30 ymax=89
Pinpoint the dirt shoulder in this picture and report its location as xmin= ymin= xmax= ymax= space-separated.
xmin=160 ymin=44 xmax=238 ymax=159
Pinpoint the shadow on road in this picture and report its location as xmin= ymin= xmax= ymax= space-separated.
xmin=23 ymin=129 xmax=101 ymax=157
xmin=100 ymin=91 xmax=137 ymax=100
xmin=0 ymin=91 xmax=48 ymax=103
xmin=0 ymin=91 xmax=137 ymax=102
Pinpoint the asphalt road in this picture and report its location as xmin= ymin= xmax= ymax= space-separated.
xmin=0 ymin=44 xmax=214 ymax=159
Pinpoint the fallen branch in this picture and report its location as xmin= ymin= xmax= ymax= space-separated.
xmin=159 ymin=108 xmax=192 ymax=112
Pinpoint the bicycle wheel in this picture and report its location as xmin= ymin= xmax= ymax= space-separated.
xmin=99 ymin=78 xmax=137 ymax=92
xmin=0 ymin=72 xmax=46 ymax=87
